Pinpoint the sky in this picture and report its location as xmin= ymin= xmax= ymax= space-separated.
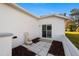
xmin=17 ymin=3 xmax=79 ymax=16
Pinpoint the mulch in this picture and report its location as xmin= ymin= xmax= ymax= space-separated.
xmin=48 ymin=40 xmax=65 ymax=56
xmin=12 ymin=46 xmax=36 ymax=56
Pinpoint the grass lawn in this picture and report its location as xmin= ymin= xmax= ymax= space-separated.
xmin=65 ymin=32 xmax=79 ymax=49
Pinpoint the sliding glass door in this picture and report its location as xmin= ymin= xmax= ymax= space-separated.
xmin=42 ymin=24 xmax=52 ymax=38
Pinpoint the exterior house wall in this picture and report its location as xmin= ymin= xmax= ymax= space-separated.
xmin=0 ymin=4 xmax=40 ymax=48
xmin=0 ymin=4 xmax=66 ymax=56
xmin=39 ymin=17 xmax=65 ymax=38
xmin=0 ymin=37 xmax=12 ymax=56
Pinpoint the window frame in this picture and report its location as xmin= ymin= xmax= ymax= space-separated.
xmin=42 ymin=24 xmax=52 ymax=38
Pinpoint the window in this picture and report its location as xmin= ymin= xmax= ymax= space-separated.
xmin=42 ymin=25 xmax=46 ymax=30
xmin=42 ymin=24 xmax=52 ymax=38
xmin=47 ymin=25 xmax=51 ymax=30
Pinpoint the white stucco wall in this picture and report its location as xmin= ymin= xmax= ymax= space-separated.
xmin=0 ymin=4 xmax=40 ymax=48
xmin=39 ymin=17 xmax=65 ymax=38
xmin=0 ymin=37 xmax=12 ymax=56
xmin=0 ymin=4 xmax=66 ymax=56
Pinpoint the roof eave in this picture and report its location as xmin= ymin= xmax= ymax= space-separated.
xmin=4 ymin=3 xmax=72 ymax=20
xmin=5 ymin=3 xmax=40 ymax=19
xmin=39 ymin=14 xmax=72 ymax=20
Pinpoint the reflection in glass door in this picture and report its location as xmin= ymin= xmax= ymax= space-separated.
xmin=42 ymin=24 xmax=52 ymax=38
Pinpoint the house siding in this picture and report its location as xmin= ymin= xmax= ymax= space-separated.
xmin=39 ymin=17 xmax=65 ymax=38
xmin=0 ymin=4 xmax=66 ymax=56
xmin=0 ymin=4 xmax=40 ymax=48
